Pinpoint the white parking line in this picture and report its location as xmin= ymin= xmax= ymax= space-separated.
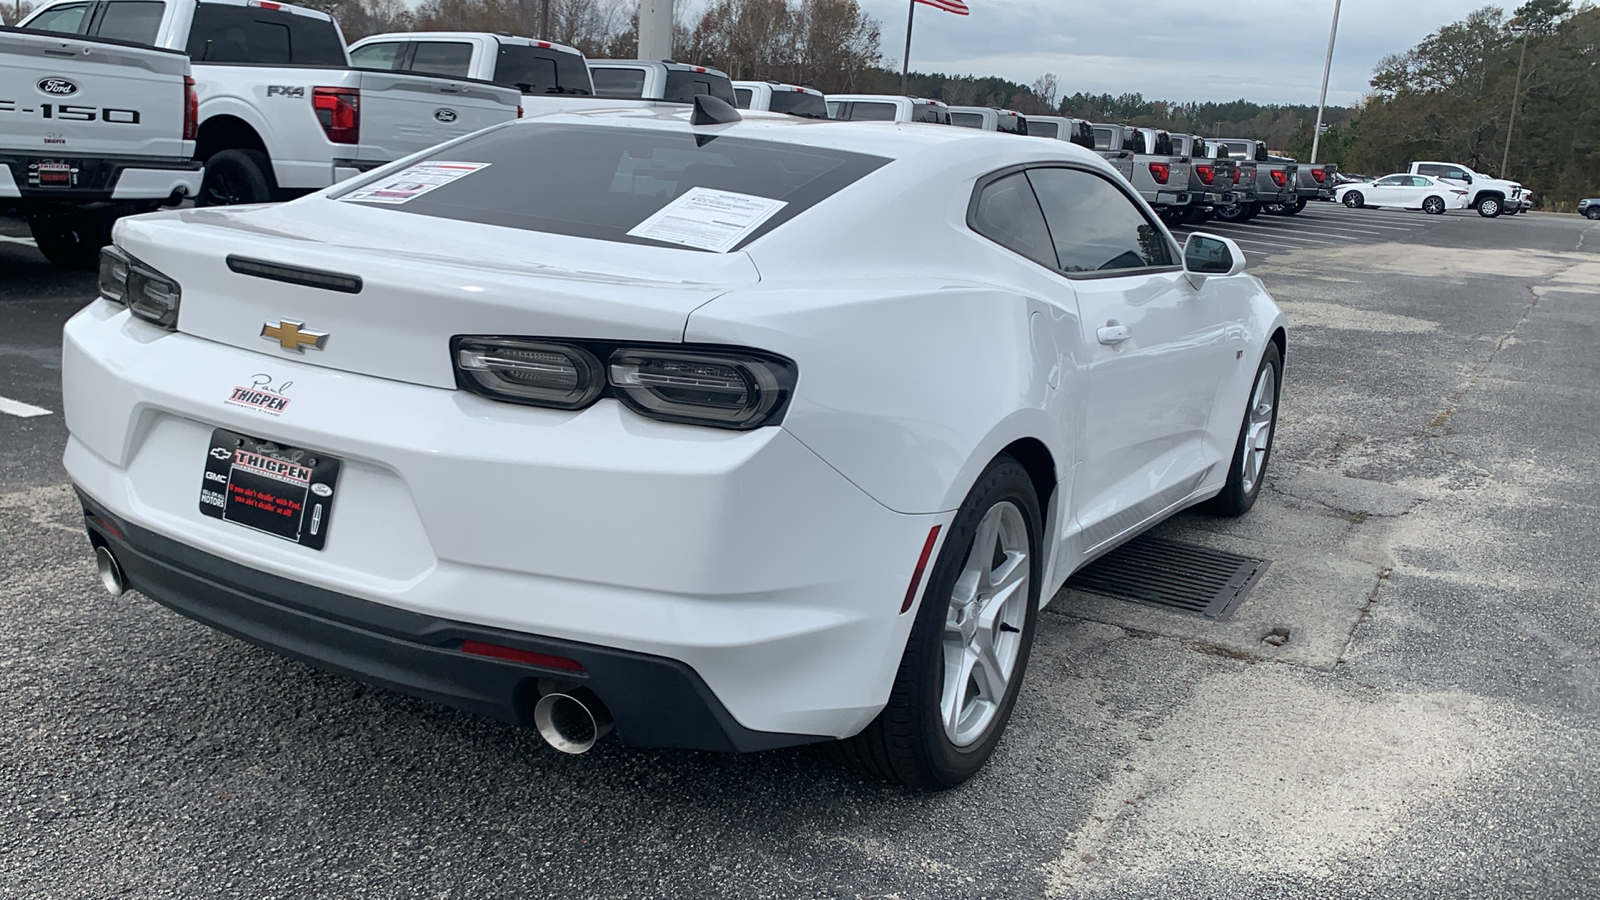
xmin=1175 ymin=229 xmax=1308 ymax=251
xmin=1292 ymin=215 xmax=1421 ymax=233
xmin=0 ymin=396 xmax=53 ymax=418
xmin=1203 ymin=222 xmax=1345 ymax=243
xmin=0 ymin=235 xmax=39 ymax=247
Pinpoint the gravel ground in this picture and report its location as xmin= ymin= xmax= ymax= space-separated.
xmin=1 ymin=210 xmax=1597 ymax=899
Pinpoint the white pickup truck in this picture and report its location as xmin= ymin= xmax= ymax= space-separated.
xmin=349 ymin=31 xmax=596 ymax=115
xmin=1408 ymin=161 xmax=1524 ymax=218
xmin=2 ymin=23 xmax=200 ymax=267
xmin=825 ymin=94 xmax=951 ymax=125
xmin=19 ymin=0 xmax=522 ymax=206
xmin=732 ymin=80 xmax=826 ymax=117
xmin=587 ymin=59 xmax=736 ymax=106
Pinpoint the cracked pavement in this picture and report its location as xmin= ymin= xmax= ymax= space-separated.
xmin=2 ymin=211 xmax=1598 ymax=898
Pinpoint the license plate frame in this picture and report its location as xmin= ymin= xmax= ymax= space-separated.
xmin=198 ymin=428 xmax=341 ymax=550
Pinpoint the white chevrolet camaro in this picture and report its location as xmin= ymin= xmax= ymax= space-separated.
xmin=66 ymin=99 xmax=1286 ymax=790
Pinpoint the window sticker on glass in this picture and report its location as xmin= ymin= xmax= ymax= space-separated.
xmin=625 ymin=187 xmax=789 ymax=253
xmin=340 ymin=161 xmax=491 ymax=205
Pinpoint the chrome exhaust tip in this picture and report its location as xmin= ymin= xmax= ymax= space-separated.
xmin=533 ymin=688 xmax=613 ymax=755
xmin=94 ymin=545 xmax=126 ymax=596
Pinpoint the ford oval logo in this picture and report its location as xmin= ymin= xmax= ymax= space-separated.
xmin=434 ymin=108 xmax=458 ymax=123
xmin=38 ymin=77 xmax=78 ymax=96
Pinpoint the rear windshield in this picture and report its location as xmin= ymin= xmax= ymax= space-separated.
xmin=496 ymin=44 xmax=592 ymax=95
xmin=186 ymin=3 xmax=345 ymax=65
xmin=1029 ymin=121 xmax=1059 ymax=139
xmin=1092 ymin=126 xmax=1116 ymax=151
xmin=950 ymin=112 xmax=983 ymax=129
xmin=91 ymin=0 xmax=165 ymax=45
xmin=663 ymin=70 xmax=736 ymax=104
xmin=845 ymin=101 xmax=897 ymax=121
xmin=1070 ymin=122 xmax=1095 ymax=149
xmin=342 ymin=124 xmax=888 ymax=252
xmin=999 ymin=115 xmax=1025 ymax=136
xmin=591 ymin=67 xmax=645 ymax=98
xmin=913 ymin=105 xmax=949 ymax=124
xmin=768 ymin=90 xmax=826 ymax=118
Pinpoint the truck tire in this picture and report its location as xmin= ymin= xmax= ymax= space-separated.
xmin=1239 ymin=202 xmax=1261 ymax=221
xmin=28 ymin=207 xmax=122 ymax=271
xmin=1477 ymin=196 xmax=1503 ymax=218
xmin=1285 ymin=198 xmax=1307 ymax=214
xmin=1587 ymin=208 xmax=1600 ymax=220
xmin=199 ymin=149 xmax=276 ymax=207
xmin=1214 ymin=202 xmax=1249 ymax=222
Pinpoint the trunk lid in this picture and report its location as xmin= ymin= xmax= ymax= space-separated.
xmin=114 ymin=198 xmax=759 ymax=390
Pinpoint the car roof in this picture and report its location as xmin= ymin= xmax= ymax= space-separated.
xmin=509 ymin=104 xmax=1104 ymax=166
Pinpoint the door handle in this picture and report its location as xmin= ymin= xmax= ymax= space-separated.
xmin=1097 ymin=324 xmax=1132 ymax=345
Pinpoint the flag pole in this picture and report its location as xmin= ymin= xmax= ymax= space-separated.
xmin=901 ymin=0 xmax=915 ymax=96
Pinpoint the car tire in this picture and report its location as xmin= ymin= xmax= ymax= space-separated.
xmin=1505 ymin=206 xmax=1520 ymax=216
xmin=27 ymin=206 xmax=124 ymax=271
xmin=1182 ymin=206 xmax=1212 ymax=225
xmin=1422 ymin=196 xmax=1446 ymax=215
xmin=1343 ymin=191 xmax=1364 ymax=209
xmin=1477 ymin=196 xmax=1502 ymax=218
xmin=198 ymin=149 xmax=277 ymax=207
xmin=1201 ymin=343 xmax=1282 ymax=518
xmin=1586 ymin=208 xmax=1600 ymax=220
xmin=838 ymin=455 xmax=1042 ymax=791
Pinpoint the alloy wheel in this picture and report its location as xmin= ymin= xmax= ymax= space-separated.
xmin=940 ymin=500 xmax=1030 ymax=748
xmin=1424 ymin=197 xmax=1445 ymax=215
xmin=1240 ymin=364 xmax=1277 ymax=496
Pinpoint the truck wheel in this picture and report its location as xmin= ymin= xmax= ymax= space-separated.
xmin=199 ymin=149 xmax=276 ymax=207
xmin=1183 ymin=206 xmax=1212 ymax=225
xmin=1214 ymin=203 xmax=1248 ymax=222
xmin=1343 ymin=191 xmax=1364 ymax=209
xmin=28 ymin=207 xmax=121 ymax=271
xmin=1285 ymin=198 xmax=1307 ymax=214
xmin=1422 ymin=196 xmax=1447 ymax=215
xmin=1477 ymin=196 xmax=1503 ymax=218
xmin=1239 ymin=202 xmax=1261 ymax=221
xmin=1587 ymin=208 xmax=1600 ymax=220
xmin=1262 ymin=202 xmax=1286 ymax=215
xmin=838 ymin=455 xmax=1041 ymax=791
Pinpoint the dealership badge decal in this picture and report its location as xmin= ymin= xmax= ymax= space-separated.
xmin=37 ymin=77 xmax=77 ymax=96
xmin=226 ymin=374 xmax=293 ymax=415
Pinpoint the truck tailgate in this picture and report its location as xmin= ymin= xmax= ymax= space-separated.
xmin=1 ymin=29 xmax=189 ymax=158
xmin=353 ymin=71 xmax=521 ymax=165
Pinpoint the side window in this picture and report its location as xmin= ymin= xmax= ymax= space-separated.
xmin=733 ymin=87 xmax=753 ymax=109
xmin=663 ymin=72 xmax=736 ymax=104
xmin=849 ymin=102 xmax=896 ymax=121
xmin=826 ymin=100 xmax=841 ymax=118
xmin=90 ymin=0 xmax=166 ymax=45
xmin=970 ymin=172 xmax=1056 ymax=268
xmin=1029 ymin=121 xmax=1059 ymax=139
xmin=1092 ymin=127 xmax=1115 ymax=151
xmin=350 ymin=41 xmax=404 ymax=70
xmin=1442 ymin=167 xmax=1468 ymax=181
xmin=950 ymin=112 xmax=984 ymax=129
xmin=1416 ymin=164 xmax=1442 ymax=177
xmin=25 ymin=2 xmax=92 ymax=34
xmin=1026 ymin=167 xmax=1174 ymax=274
xmin=591 ymin=67 xmax=646 ymax=98
xmin=187 ymin=5 xmax=290 ymax=63
xmin=409 ymin=41 xmax=472 ymax=77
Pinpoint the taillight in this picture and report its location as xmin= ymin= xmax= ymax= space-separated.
xmin=98 ymin=246 xmax=181 ymax=329
xmin=1149 ymin=162 xmax=1171 ymax=184
xmin=517 ymin=105 xmax=524 ymax=118
xmin=182 ymin=76 xmax=198 ymax=142
xmin=1270 ymin=170 xmax=1287 ymax=186
xmin=312 ymin=86 xmax=360 ymax=145
xmin=1195 ymin=164 xmax=1215 ymax=185
xmin=1311 ymin=168 xmax=1327 ymax=183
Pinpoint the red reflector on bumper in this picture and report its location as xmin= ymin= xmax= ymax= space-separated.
xmin=901 ymin=525 xmax=943 ymax=614
xmin=461 ymin=640 xmax=585 ymax=672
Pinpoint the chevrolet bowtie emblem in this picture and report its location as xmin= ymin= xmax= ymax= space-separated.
xmin=261 ymin=320 xmax=328 ymax=352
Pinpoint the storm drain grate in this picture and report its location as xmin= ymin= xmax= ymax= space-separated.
xmin=1067 ymin=536 xmax=1269 ymax=619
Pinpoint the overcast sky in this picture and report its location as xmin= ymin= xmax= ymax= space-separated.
xmin=845 ymin=0 xmax=1497 ymax=106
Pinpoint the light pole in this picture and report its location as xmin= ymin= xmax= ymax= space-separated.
xmin=1501 ymin=25 xmax=1531 ymax=176
xmin=1309 ymin=0 xmax=1342 ymax=165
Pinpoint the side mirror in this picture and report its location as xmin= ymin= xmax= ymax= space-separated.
xmin=1183 ymin=232 xmax=1245 ymax=285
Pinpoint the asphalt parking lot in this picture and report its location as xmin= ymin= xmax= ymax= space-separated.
xmin=3 ymin=208 xmax=1598 ymax=898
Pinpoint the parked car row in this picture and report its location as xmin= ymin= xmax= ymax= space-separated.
xmin=1 ymin=0 xmax=1539 ymax=272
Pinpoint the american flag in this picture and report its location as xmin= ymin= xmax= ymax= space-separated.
xmin=915 ymin=0 xmax=970 ymax=14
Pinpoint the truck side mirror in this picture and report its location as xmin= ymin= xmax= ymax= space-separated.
xmin=1184 ymin=233 xmax=1245 ymax=286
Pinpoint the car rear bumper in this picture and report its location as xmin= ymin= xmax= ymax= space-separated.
xmin=78 ymin=490 xmax=816 ymax=752
xmin=0 ymin=153 xmax=200 ymax=203
xmin=62 ymin=301 xmax=946 ymax=742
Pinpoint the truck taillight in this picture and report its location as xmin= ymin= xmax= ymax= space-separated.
xmin=312 ymin=86 xmax=360 ymax=145
xmin=182 ymin=76 xmax=198 ymax=142
xmin=1311 ymin=168 xmax=1327 ymax=183
xmin=1270 ymin=170 xmax=1287 ymax=186
xmin=1195 ymin=164 xmax=1215 ymax=185
xmin=1149 ymin=162 xmax=1170 ymax=184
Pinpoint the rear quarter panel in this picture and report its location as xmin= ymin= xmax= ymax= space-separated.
xmin=353 ymin=70 xmax=520 ymax=165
